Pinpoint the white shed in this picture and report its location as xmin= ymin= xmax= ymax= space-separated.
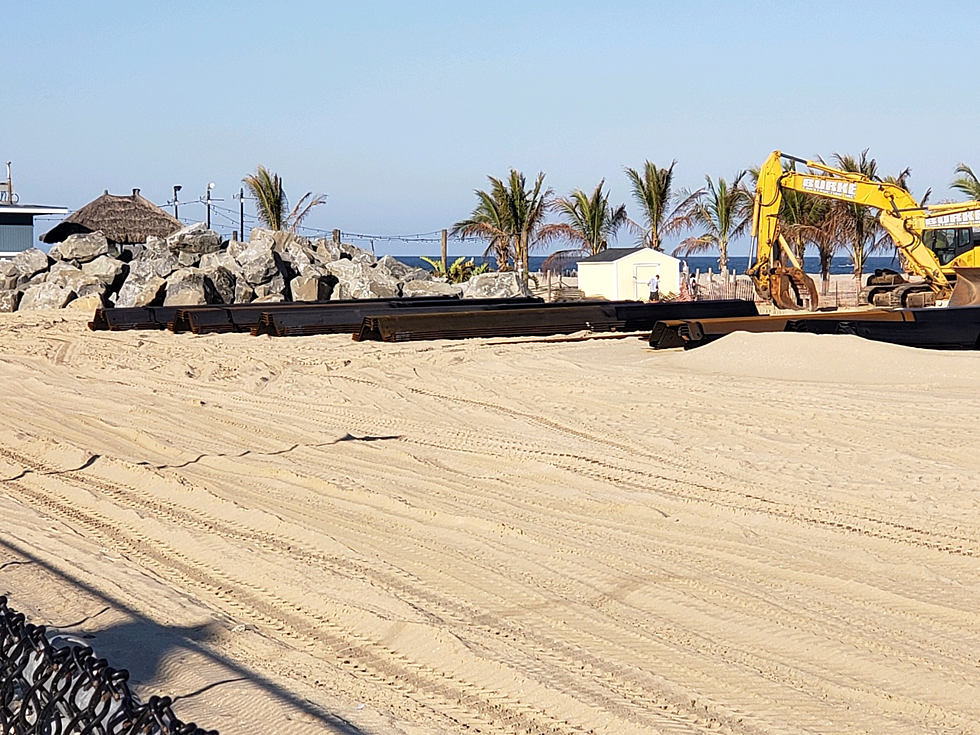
xmin=576 ymin=247 xmax=681 ymax=301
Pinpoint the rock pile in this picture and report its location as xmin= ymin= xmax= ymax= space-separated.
xmin=0 ymin=224 xmax=533 ymax=313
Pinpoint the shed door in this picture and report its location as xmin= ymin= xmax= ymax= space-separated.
xmin=633 ymin=263 xmax=661 ymax=300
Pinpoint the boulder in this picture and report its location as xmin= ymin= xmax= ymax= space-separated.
xmin=234 ymin=281 xmax=255 ymax=304
xmin=253 ymin=293 xmax=285 ymax=303
xmin=253 ymin=275 xmax=286 ymax=300
xmin=374 ymin=254 xmax=416 ymax=281
xmin=177 ymin=250 xmax=200 ymax=268
xmin=166 ymin=222 xmax=222 ymax=254
xmin=277 ymin=237 xmax=316 ymax=275
xmin=115 ymin=274 xmax=166 ymax=308
xmin=66 ymin=292 xmax=104 ymax=312
xmin=289 ymin=274 xmax=332 ymax=302
xmin=339 ymin=242 xmax=376 ymax=265
xmin=47 ymin=263 xmax=103 ymax=297
xmin=81 ymin=255 xmax=126 ymax=287
xmin=236 ymin=240 xmax=280 ymax=285
xmin=312 ymin=238 xmax=341 ymax=264
xmin=58 ymin=231 xmax=109 ymax=263
xmin=164 ymin=268 xmax=209 ymax=306
xmin=129 ymin=249 xmax=179 ymax=280
xmin=0 ymin=289 xmax=20 ymax=313
xmin=204 ymin=266 xmax=236 ymax=305
xmin=0 ymin=261 xmax=19 ymax=290
xmin=199 ymin=250 xmax=239 ymax=273
xmin=402 ymin=280 xmax=463 ymax=298
xmin=19 ymin=282 xmax=74 ymax=310
xmin=324 ymin=259 xmax=399 ymax=300
xmin=461 ymin=272 xmax=534 ymax=299
xmin=12 ymin=248 xmax=51 ymax=279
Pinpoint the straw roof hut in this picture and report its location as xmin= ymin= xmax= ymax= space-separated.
xmin=41 ymin=189 xmax=182 ymax=245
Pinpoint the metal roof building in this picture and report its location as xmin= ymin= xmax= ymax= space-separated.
xmin=0 ymin=163 xmax=68 ymax=256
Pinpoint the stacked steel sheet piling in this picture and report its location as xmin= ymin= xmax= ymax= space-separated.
xmin=353 ymin=300 xmax=760 ymax=342
xmin=251 ymin=297 xmax=543 ymax=337
xmin=649 ymin=305 xmax=980 ymax=350
xmin=90 ymin=298 xmax=762 ymax=342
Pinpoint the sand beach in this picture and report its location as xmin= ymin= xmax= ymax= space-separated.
xmin=2 ymin=308 xmax=980 ymax=734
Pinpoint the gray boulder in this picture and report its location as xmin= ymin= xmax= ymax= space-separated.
xmin=0 ymin=289 xmax=20 ymax=313
xmin=177 ymin=250 xmax=200 ymax=268
xmin=339 ymin=242 xmax=376 ymax=265
xmin=253 ymin=275 xmax=286 ymax=300
xmin=402 ymin=280 xmax=463 ymax=298
xmin=47 ymin=263 xmax=103 ymax=297
xmin=462 ymin=272 xmax=534 ymax=299
xmin=253 ymin=293 xmax=285 ymax=303
xmin=236 ymin=240 xmax=280 ymax=285
xmin=115 ymin=274 xmax=166 ymax=308
xmin=312 ymin=238 xmax=341 ymax=265
xmin=130 ymin=248 xmax=179 ymax=280
xmin=82 ymin=255 xmax=126 ymax=287
xmin=20 ymin=282 xmax=74 ymax=310
xmin=234 ymin=281 xmax=255 ymax=304
xmin=58 ymin=231 xmax=109 ymax=263
xmin=324 ymin=259 xmax=401 ymax=300
xmin=67 ymin=292 xmax=104 ymax=312
xmin=12 ymin=248 xmax=51 ymax=279
xmin=166 ymin=222 xmax=222 ymax=254
xmin=289 ymin=275 xmax=332 ymax=302
xmin=164 ymin=268 xmax=208 ymax=306
xmin=199 ymin=250 xmax=239 ymax=273
xmin=0 ymin=261 xmax=19 ymax=290
xmin=205 ymin=266 xmax=236 ymax=304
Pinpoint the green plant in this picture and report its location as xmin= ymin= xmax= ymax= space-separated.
xmin=420 ymin=255 xmax=489 ymax=283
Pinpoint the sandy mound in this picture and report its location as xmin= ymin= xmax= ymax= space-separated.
xmin=649 ymin=330 xmax=980 ymax=386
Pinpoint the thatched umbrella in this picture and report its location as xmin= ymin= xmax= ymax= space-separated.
xmin=41 ymin=189 xmax=183 ymax=245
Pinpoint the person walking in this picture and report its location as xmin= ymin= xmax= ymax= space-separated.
xmin=648 ymin=273 xmax=660 ymax=302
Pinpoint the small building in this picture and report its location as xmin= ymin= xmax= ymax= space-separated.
xmin=0 ymin=164 xmax=68 ymax=256
xmin=41 ymin=189 xmax=182 ymax=246
xmin=577 ymin=247 xmax=681 ymax=301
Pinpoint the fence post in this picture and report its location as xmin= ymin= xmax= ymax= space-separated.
xmin=332 ymin=229 xmax=341 ymax=246
xmin=441 ymin=229 xmax=448 ymax=276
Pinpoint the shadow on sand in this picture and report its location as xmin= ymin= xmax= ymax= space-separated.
xmin=0 ymin=537 xmax=372 ymax=735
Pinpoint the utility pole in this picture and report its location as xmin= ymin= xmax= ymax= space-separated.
xmin=239 ymin=187 xmax=244 ymax=240
xmin=173 ymin=185 xmax=182 ymax=218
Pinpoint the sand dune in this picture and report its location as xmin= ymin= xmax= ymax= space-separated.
xmin=1 ymin=309 xmax=979 ymax=735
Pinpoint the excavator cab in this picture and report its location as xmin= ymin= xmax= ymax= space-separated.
xmin=923 ymin=228 xmax=974 ymax=266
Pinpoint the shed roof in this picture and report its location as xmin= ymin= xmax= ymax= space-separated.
xmin=40 ymin=189 xmax=182 ymax=245
xmin=577 ymin=247 xmax=645 ymax=264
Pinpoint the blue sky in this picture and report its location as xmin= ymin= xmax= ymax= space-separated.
xmin=4 ymin=0 xmax=978 ymax=256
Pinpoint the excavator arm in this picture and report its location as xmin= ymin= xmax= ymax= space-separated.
xmin=748 ymin=151 xmax=955 ymax=309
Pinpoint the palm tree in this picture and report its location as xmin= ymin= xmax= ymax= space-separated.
xmin=623 ymin=160 xmax=697 ymax=250
xmin=242 ymin=165 xmax=326 ymax=232
xmin=951 ymin=163 xmax=980 ymax=199
xmin=672 ymin=172 xmax=751 ymax=272
xmin=451 ymin=169 xmax=552 ymax=278
xmin=542 ymin=181 xmax=629 ymax=262
xmin=830 ymin=150 xmax=882 ymax=277
xmin=450 ymin=182 xmax=513 ymax=269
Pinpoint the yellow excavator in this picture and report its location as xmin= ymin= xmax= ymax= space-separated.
xmin=747 ymin=150 xmax=980 ymax=309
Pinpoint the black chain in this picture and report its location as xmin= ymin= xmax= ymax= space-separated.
xmin=0 ymin=596 xmax=217 ymax=735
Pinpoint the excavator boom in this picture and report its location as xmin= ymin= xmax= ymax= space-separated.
xmin=749 ymin=150 xmax=980 ymax=309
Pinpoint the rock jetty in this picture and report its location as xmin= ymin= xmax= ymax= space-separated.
xmin=0 ymin=224 xmax=532 ymax=312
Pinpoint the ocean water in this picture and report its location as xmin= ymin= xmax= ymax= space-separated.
xmin=399 ymin=254 xmax=902 ymax=276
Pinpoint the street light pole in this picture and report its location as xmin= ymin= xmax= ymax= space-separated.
xmin=173 ymin=185 xmax=182 ymax=218
xmin=206 ymin=182 xmax=215 ymax=229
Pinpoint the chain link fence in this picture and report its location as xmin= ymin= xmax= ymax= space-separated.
xmin=0 ymin=596 xmax=217 ymax=735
